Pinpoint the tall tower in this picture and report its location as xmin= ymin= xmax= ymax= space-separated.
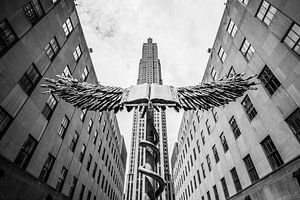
xmin=125 ymin=38 xmax=172 ymax=200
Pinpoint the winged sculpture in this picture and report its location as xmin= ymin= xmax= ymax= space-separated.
xmin=41 ymin=73 xmax=257 ymax=113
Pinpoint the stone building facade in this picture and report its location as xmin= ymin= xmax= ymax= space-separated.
xmin=172 ymin=0 xmax=300 ymax=199
xmin=0 ymin=0 xmax=126 ymax=200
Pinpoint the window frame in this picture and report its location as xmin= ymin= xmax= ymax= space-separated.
xmin=23 ymin=0 xmax=44 ymax=25
xmin=62 ymin=17 xmax=73 ymax=37
xmin=39 ymin=153 xmax=55 ymax=183
xmin=45 ymin=37 xmax=60 ymax=60
xmin=218 ymin=46 xmax=227 ymax=63
xmin=57 ymin=115 xmax=69 ymax=138
xmin=258 ymin=65 xmax=281 ymax=95
xmin=0 ymin=18 xmax=18 ymax=56
xmin=241 ymin=95 xmax=257 ymax=121
xmin=286 ymin=108 xmax=300 ymax=143
xmin=42 ymin=94 xmax=58 ymax=120
xmin=220 ymin=132 xmax=229 ymax=152
xmin=18 ymin=63 xmax=41 ymax=96
xmin=231 ymin=167 xmax=242 ymax=192
xmin=243 ymin=154 xmax=259 ymax=183
xmin=283 ymin=22 xmax=300 ymax=56
xmin=229 ymin=116 xmax=242 ymax=139
xmin=240 ymin=38 xmax=255 ymax=61
xmin=226 ymin=19 xmax=238 ymax=37
xmin=0 ymin=106 xmax=13 ymax=139
xmin=256 ymin=0 xmax=277 ymax=26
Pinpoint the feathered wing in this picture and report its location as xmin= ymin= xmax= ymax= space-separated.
xmin=41 ymin=75 xmax=127 ymax=113
xmin=174 ymin=73 xmax=258 ymax=111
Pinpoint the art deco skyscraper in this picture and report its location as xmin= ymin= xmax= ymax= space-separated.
xmin=125 ymin=38 xmax=173 ymax=200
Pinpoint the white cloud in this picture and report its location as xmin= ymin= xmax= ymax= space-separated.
xmin=77 ymin=0 xmax=225 ymax=174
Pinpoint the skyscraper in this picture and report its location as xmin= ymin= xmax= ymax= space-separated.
xmin=125 ymin=38 xmax=173 ymax=200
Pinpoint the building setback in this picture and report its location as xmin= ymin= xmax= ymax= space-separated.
xmin=124 ymin=38 xmax=173 ymax=200
xmin=172 ymin=0 xmax=300 ymax=200
xmin=0 ymin=0 xmax=126 ymax=200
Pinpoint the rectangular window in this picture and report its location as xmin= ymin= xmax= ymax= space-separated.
xmin=68 ymin=176 xmax=78 ymax=199
xmin=211 ymin=67 xmax=217 ymax=81
xmin=206 ymin=155 xmax=211 ymax=171
xmin=87 ymin=191 xmax=91 ymax=200
xmin=14 ymin=134 xmax=38 ymax=169
xmin=0 ymin=19 xmax=18 ymax=56
xmin=81 ymin=66 xmax=89 ymax=81
xmin=92 ymin=163 xmax=97 ymax=178
xmin=227 ymin=66 xmax=236 ymax=78
xmin=260 ymin=135 xmax=284 ymax=170
xmin=286 ymin=108 xmax=300 ymax=142
xmin=62 ymin=17 xmax=73 ymax=36
xmin=42 ymin=94 xmax=57 ymax=120
xmin=212 ymin=145 xmax=219 ymax=163
xmin=207 ymin=191 xmax=211 ymax=200
xmin=97 ymin=169 xmax=102 ymax=184
xmin=239 ymin=0 xmax=249 ymax=6
xmin=218 ymin=46 xmax=227 ymax=63
xmin=190 ymin=155 xmax=193 ymax=167
xmin=87 ymin=119 xmax=93 ymax=134
xmin=86 ymin=154 xmax=92 ymax=171
xmin=57 ymin=115 xmax=69 ymax=138
xmin=213 ymin=185 xmax=219 ymax=200
xmin=220 ymin=132 xmax=229 ymax=152
xmin=70 ymin=131 xmax=79 ymax=152
xmin=193 ymin=175 xmax=197 ymax=189
xmin=39 ymin=153 xmax=55 ymax=183
xmin=79 ymin=184 xmax=85 ymax=200
xmin=258 ymin=65 xmax=281 ymax=95
xmin=93 ymin=130 xmax=98 ymax=144
xmin=231 ymin=167 xmax=242 ymax=192
xmin=97 ymin=139 xmax=102 ymax=153
xmin=256 ymin=1 xmax=277 ymax=26
xmin=62 ymin=65 xmax=71 ymax=77
xmin=227 ymin=19 xmax=238 ymax=37
xmin=241 ymin=95 xmax=257 ymax=121
xmin=197 ymin=169 xmax=201 ymax=184
xmin=201 ymin=131 xmax=205 ymax=145
xmin=44 ymin=37 xmax=59 ymax=60
xmin=243 ymin=154 xmax=259 ymax=183
xmin=80 ymin=109 xmax=87 ymax=121
xmin=206 ymin=119 xmax=211 ymax=135
xmin=23 ymin=0 xmax=44 ymax=25
xmin=240 ymin=38 xmax=255 ymax=61
xmin=229 ymin=116 xmax=241 ymax=139
xmin=0 ymin=106 xmax=13 ymax=139
xmin=193 ymin=148 xmax=197 ymax=160
xmin=196 ymin=140 xmax=201 ymax=153
xmin=221 ymin=177 xmax=229 ymax=198
xmin=79 ymin=144 xmax=86 ymax=163
xmin=212 ymin=108 xmax=218 ymax=122
xmin=18 ymin=64 xmax=41 ymax=95
xmin=284 ymin=23 xmax=300 ymax=56
xmin=201 ymin=163 xmax=206 ymax=178
xmin=56 ymin=167 xmax=68 ymax=192
xmin=73 ymin=45 xmax=82 ymax=61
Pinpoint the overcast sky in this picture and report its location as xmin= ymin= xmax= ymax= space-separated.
xmin=76 ymin=0 xmax=226 ymax=172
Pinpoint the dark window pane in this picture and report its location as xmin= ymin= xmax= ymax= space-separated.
xmin=14 ymin=135 xmax=38 ymax=169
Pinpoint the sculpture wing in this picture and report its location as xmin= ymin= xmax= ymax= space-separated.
xmin=41 ymin=75 xmax=127 ymax=113
xmin=174 ymin=73 xmax=258 ymax=111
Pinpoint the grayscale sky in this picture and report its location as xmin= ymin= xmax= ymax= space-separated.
xmin=76 ymin=0 xmax=226 ymax=171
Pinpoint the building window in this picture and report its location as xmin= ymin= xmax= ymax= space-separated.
xmin=260 ymin=135 xmax=284 ymax=170
xmin=212 ymin=108 xmax=218 ymax=122
xmin=87 ymin=191 xmax=91 ymax=200
xmin=39 ymin=153 xmax=55 ymax=183
xmin=206 ymin=155 xmax=211 ymax=171
xmin=227 ymin=19 xmax=238 ymax=37
xmin=201 ymin=131 xmax=205 ymax=145
xmin=221 ymin=177 xmax=229 ymax=199
xmin=92 ymin=163 xmax=97 ymax=178
xmin=0 ymin=106 xmax=13 ymax=139
xmin=258 ymin=65 xmax=281 ymax=95
xmin=80 ymin=109 xmax=87 ymax=121
xmin=212 ymin=145 xmax=219 ymax=163
xmin=57 ymin=115 xmax=69 ymax=138
xmin=220 ymin=132 xmax=229 ymax=152
xmin=79 ymin=184 xmax=85 ymax=200
xmin=56 ymin=167 xmax=68 ymax=192
xmin=197 ymin=169 xmax=201 ymax=184
xmin=286 ymin=108 xmax=300 ymax=142
xmin=231 ymin=167 xmax=242 ymax=192
xmin=256 ymin=1 xmax=277 ymax=26
xmin=97 ymin=169 xmax=102 ymax=184
xmin=213 ymin=185 xmax=219 ymax=200
xmin=42 ymin=94 xmax=57 ymax=120
xmin=241 ymin=95 xmax=257 ymax=121
xmin=62 ymin=17 xmax=73 ymax=37
xmin=240 ymin=38 xmax=255 ymax=61
xmin=196 ymin=140 xmax=201 ymax=153
xmin=218 ymin=46 xmax=227 ymax=63
xmin=45 ymin=37 xmax=59 ymax=60
xmin=73 ymin=45 xmax=82 ymax=61
xmin=245 ymin=195 xmax=251 ymax=200
xmin=68 ymin=177 xmax=78 ymax=199
xmin=193 ymin=148 xmax=197 ymax=160
xmin=193 ymin=175 xmax=197 ymax=189
xmin=23 ymin=0 xmax=44 ymax=25
xmin=19 ymin=64 xmax=41 ymax=95
xmin=70 ymin=131 xmax=79 ymax=152
xmin=14 ymin=134 xmax=38 ymax=169
xmin=227 ymin=66 xmax=236 ymax=78
xmin=86 ymin=154 xmax=92 ymax=171
xmin=229 ymin=116 xmax=241 ymax=139
xmin=239 ymin=0 xmax=249 ymax=6
xmin=97 ymin=139 xmax=102 ymax=153
xmin=201 ymin=163 xmax=206 ymax=178
xmin=62 ymin=65 xmax=71 ymax=77
xmin=284 ymin=23 xmax=300 ymax=56
xmin=87 ymin=119 xmax=93 ymax=134
xmin=207 ymin=191 xmax=211 ymax=200
xmin=93 ymin=130 xmax=98 ymax=144
xmin=211 ymin=67 xmax=217 ymax=81
xmin=81 ymin=66 xmax=89 ymax=81
xmin=79 ymin=144 xmax=86 ymax=163
xmin=0 ymin=19 xmax=18 ymax=56
xmin=243 ymin=154 xmax=259 ymax=183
